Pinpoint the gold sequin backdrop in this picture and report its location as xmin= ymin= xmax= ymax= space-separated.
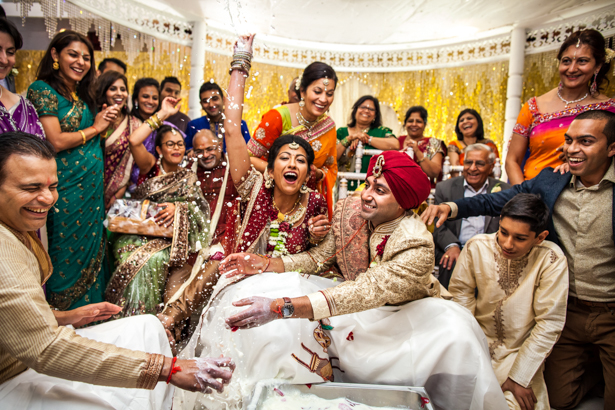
xmin=16 ymin=48 xmax=615 ymax=153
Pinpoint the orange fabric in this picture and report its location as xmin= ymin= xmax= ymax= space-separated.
xmin=448 ymin=139 xmax=500 ymax=164
xmin=513 ymin=97 xmax=615 ymax=180
xmin=247 ymin=106 xmax=338 ymax=217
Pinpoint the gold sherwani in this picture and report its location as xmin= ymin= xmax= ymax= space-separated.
xmin=282 ymin=205 xmax=441 ymax=320
xmin=449 ymin=233 xmax=568 ymax=410
xmin=0 ymin=223 xmax=163 ymax=389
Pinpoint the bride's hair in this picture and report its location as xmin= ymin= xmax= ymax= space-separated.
xmin=267 ymin=135 xmax=315 ymax=171
xmin=298 ymin=62 xmax=338 ymax=94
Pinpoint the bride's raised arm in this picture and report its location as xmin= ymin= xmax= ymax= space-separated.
xmin=224 ymin=34 xmax=256 ymax=185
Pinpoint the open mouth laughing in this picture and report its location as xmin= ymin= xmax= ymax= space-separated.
xmin=283 ymin=171 xmax=298 ymax=184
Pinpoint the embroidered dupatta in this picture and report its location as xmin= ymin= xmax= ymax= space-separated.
xmin=104 ymin=115 xmax=141 ymax=205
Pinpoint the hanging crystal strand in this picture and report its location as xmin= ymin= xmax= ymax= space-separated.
xmin=19 ymin=0 xmax=35 ymax=26
xmin=41 ymin=0 xmax=58 ymax=39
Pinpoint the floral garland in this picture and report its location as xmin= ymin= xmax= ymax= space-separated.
xmin=369 ymin=235 xmax=391 ymax=267
xmin=268 ymin=220 xmax=291 ymax=258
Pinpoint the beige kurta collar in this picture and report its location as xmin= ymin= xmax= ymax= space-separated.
xmin=0 ymin=222 xmax=53 ymax=284
xmin=570 ymin=158 xmax=615 ymax=190
xmin=371 ymin=212 xmax=406 ymax=236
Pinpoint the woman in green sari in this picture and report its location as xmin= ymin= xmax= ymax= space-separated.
xmin=27 ymin=31 xmax=120 ymax=310
xmin=336 ymin=95 xmax=398 ymax=190
xmin=105 ymin=98 xmax=210 ymax=318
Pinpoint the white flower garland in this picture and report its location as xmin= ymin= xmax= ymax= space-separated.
xmin=268 ymin=221 xmax=290 ymax=258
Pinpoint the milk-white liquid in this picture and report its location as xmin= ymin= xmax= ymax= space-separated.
xmin=259 ymin=388 xmax=410 ymax=410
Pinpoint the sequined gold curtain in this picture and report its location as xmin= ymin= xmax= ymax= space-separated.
xmin=17 ymin=47 xmax=614 ymax=154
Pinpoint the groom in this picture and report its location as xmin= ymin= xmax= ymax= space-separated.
xmin=221 ymin=150 xmax=440 ymax=325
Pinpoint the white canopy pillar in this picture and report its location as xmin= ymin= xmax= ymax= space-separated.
xmin=188 ymin=20 xmax=207 ymax=120
xmin=501 ymin=26 xmax=526 ymax=181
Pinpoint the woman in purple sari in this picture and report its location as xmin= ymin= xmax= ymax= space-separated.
xmin=0 ymin=18 xmax=44 ymax=137
xmin=95 ymin=71 xmax=142 ymax=208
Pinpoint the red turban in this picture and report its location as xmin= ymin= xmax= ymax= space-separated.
xmin=366 ymin=151 xmax=431 ymax=210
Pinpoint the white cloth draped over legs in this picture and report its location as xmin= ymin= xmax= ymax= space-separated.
xmin=175 ymin=272 xmax=507 ymax=410
xmin=0 ymin=315 xmax=174 ymax=410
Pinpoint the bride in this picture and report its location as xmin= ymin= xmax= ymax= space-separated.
xmin=175 ymin=35 xmax=507 ymax=410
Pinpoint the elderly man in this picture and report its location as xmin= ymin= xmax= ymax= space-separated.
xmin=185 ymin=82 xmax=251 ymax=151
xmin=422 ymin=109 xmax=615 ymax=409
xmin=0 ymin=131 xmax=234 ymax=409
xmin=434 ymin=143 xmax=511 ymax=288
xmin=178 ymin=151 xmax=507 ymax=410
xmin=158 ymin=128 xmax=239 ymax=335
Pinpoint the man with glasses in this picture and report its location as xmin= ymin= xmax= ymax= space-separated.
xmin=433 ymin=143 xmax=511 ymax=288
xmin=184 ymin=82 xmax=251 ymax=151
xmin=157 ymin=128 xmax=239 ymax=339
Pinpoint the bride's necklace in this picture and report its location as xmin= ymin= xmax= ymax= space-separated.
xmin=272 ymin=193 xmax=305 ymax=225
xmin=157 ymin=157 xmax=168 ymax=175
xmin=558 ymin=89 xmax=588 ymax=108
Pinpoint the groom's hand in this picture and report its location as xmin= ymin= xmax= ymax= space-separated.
xmin=219 ymin=253 xmax=268 ymax=277
xmin=225 ymin=297 xmax=279 ymax=330
xmin=53 ymin=302 xmax=122 ymax=327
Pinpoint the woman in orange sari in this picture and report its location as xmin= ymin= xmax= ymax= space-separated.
xmin=248 ymin=62 xmax=338 ymax=216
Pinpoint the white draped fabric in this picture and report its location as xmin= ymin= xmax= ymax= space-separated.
xmin=0 ymin=315 xmax=174 ymax=410
xmin=175 ymin=272 xmax=507 ymax=410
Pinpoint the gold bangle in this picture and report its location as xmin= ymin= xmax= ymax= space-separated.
xmin=79 ymin=130 xmax=86 ymax=145
xmin=152 ymin=114 xmax=163 ymax=128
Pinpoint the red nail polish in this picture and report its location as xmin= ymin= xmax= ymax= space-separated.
xmin=231 ymin=326 xmax=238 ymax=332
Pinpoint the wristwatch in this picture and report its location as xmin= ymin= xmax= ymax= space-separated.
xmin=281 ymin=297 xmax=295 ymax=318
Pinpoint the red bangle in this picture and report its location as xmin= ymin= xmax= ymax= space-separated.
xmin=90 ymin=125 xmax=101 ymax=135
xmin=166 ymin=356 xmax=181 ymax=384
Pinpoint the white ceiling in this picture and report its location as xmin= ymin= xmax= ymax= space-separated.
xmin=132 ymin=0 xmax=613 ymax=46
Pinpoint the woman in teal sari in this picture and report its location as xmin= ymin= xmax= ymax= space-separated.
xmin=27 ymin=31 xmax=120 ymax=310
xmin=336 ymin=95 xmax=398 ymax=190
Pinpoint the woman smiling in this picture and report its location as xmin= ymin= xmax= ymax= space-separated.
xmin=248 ymin=62 xmax=338 ymax=216
xmin=27 ymin=30 xmax=120 ymax=310
xmin=95 ymin=71 xmax=142 ymax=208
xmin=448 ymin=108 xmax=499 ymax=175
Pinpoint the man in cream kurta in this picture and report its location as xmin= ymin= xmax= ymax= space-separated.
xmin=449 ymin=194 xmax=568 ymax=410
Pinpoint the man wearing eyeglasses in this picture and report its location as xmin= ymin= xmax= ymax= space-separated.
xmin=433 ymin=143 xmax=511 ymax=288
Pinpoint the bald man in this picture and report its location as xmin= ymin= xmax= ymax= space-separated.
xmin=159 ymin=129 xmax=239 ymax=338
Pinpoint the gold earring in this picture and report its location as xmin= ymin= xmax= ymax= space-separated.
xmin=52 ymin=60 xmax=59 ymax=70
xmin=300 ymin=183 xmax=309 ymax=194
xmin=299 ymin=98 xmax=305 ymax=108
xmin=264 ymin=172 xmax=274 ymax=189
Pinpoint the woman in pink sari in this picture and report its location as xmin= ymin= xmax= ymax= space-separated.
xmin=96 ymin=71 xmax=142 ymax=208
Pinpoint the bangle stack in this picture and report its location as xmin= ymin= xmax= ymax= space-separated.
xmin=145 ymin=113 xmax=163 ymax=131
xmin=340 ymin=137 xmax=350 ymax=148
xmin=229 ymin=51 xmax=253 ymax=75
xmin=79 ymin=130 xmax=86 ymax=145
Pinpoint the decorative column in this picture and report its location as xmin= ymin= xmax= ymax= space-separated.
xmin=501 ymin=26 xmax=526 ymax=181
xmin=188 ymin=20 xmax=207 ymax=119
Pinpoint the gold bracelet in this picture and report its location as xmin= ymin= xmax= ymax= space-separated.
xmin=152 ymin=113 xmax=163 ymax=128
xmin=79 ymin=130 xmax=86 ymax=145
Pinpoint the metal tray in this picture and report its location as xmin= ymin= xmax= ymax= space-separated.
xmin=247 ymin=380 xmax=434 ymax=410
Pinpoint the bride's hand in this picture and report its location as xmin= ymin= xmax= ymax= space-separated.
xmin=219 ymin=253 xmax=269 ymax=277
xmin=234 ymin=33 xmax=255 ymax=55
xmin=225 ymin=296 xmax=279 ymax=330
xmin=308 ymin=214 xmax=331 ymax=239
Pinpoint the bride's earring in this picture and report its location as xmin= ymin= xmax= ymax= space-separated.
xmin=300 ymin=183 xmax=309 ymax=194
xmin=264 ymin=172 xmax=274 ymax=189
xmin=299 ymin=98 xmax=305 ymax=108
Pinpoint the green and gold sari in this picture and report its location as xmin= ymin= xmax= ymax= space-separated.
xmin=27 ymin=80 xmax=107 ymax=310
xmin=105 ymin=169 xmax=210 ymax=317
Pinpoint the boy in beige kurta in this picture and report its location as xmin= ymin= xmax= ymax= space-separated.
xmin=449 ymin=194 xmax=568 ymax=410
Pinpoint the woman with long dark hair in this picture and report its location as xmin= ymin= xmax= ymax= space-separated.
xmin=95 ymin=71 xmax=142 ymax=208
xmin=27 ymin=30 xmax=119 ymax=310
xmin=448 ymin=108 xmax=499 ymax=169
